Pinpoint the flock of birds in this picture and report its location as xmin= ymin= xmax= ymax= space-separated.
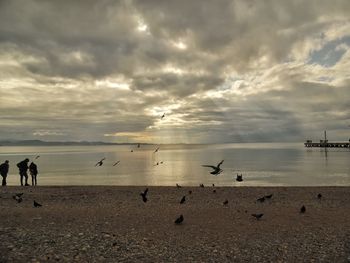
xmin=138 ymin=184 xmax=323 ymax=225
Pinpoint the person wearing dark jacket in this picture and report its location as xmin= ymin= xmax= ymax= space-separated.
xmin=17 ymin=158 xmax=30 ymax=186
xmin=29 ymin=162 xmax=38 ymax=186
xmin=0 ymin=160 xmax=9 ymax=186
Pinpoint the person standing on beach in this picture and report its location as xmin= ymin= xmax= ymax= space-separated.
xmin=0 ymin=160 xmax=9 ymax=186
xmin=17 ymin=158 xmax=30 ymax=186
xmin=29 ymin=162 xmax=38 ymax=186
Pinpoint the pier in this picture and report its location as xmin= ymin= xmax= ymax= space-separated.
xmin=304 ymin=131 xmax=350 ymax=148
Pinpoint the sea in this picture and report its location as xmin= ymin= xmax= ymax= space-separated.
xmin=0 ymin=143 xmax=349 ymax=186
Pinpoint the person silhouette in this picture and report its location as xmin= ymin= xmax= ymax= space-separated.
xmin=0 ymin=160 xmax=9 ymax=186
xmin=17 ymin=158 xmax=30 ymax=186
xmin=29 ymin=162 xmax=38 ymax=186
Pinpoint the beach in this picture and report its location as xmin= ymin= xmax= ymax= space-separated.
xmin=0 ymin=186 xmax=349 ymax=262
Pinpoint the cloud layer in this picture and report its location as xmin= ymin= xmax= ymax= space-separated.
xmin=0 ymin=0 xmax=349 ymax=143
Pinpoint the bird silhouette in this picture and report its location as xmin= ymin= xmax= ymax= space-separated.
xmin=180 ymin=196 xmax=186 ymax=204
xmin=300 ymin=205 xmax=306 ymax=213
xmin=95 ymin=158 xmax=105 ymax=167
xmin=176 ymin=183 xmax=182 ymax=188
xmin=13 ymin=194 xmax=23 ymax=203
xmin=199 ymin=184 xmax=204 ymax=188
xmin=212 ymin=184 xmax=215 ymax=187
xmin=113 ymin=161 xmax=120 ymax=166
xmin=257 ymin=197 xmax=265 ymax=203
xmin=236 ymin=174 xmax=243 ymax=182
xmin=33 ymin=200 xmax=42 ymax=207
xmin=174 ymin=214 xmax=184 ymax=224
xmin=264 ymin=194 xmax=273 ymax=199
xmin=251 ymin=213 xmax=264 ymax=220
xmin=35 ymin=155 xmax=40 ymax=160
xmin=202 ymin=160 xmax=224 ymax=175
xmin=223 ymin=199 xmax=228 ymax=206
xmin=140 ymin=188 xmax=149 ymax=203
xmin=161 ymin=113 xmax=165 ymax=120
xmin=154 ymin=147 xmax=160 ymax=153
xmin=317 ymin=193 xmax=322 ymax=199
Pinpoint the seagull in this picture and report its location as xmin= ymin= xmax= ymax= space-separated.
xmin=33 ymin=200 xmax=42 ymax=207
xmin=202 ymin=160 xmax=224 ymax=175
xmin=140 ymin=188 xmax=149 ymax=203
xmin=174 ymin=214 xmax=184 ymax=225
xmin=161 ymin=113 xmax=165 ymax=120
xmin=257 ymin=197 xmax=265 ymax=203
xmin=180 ymin=196 xmax=186 ymax=204
xmin=176 ymin=183 xmax=182 ymax=188
xmin=236 ymin=174 xmax=243 ymax=182
xmin=251 ymin=213 xmax=264 ymax=220
xmin=154 ymin=147 xmax=160 ymax=153
xmin=223 ymin=199 xmax=229 ymax=206
xmin=264 ymin=194 xmax=273 ymax=199
xmin=300 ymin=205 xmax=306 ymax=213
xmin=113 ymin=161 xmax=120 ymax=166
xmin=317 ymin=193 xmax=322 ymax=199
xmin=95 ymin=158 xmax=105 ymax=167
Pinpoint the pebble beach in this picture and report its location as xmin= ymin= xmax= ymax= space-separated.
xmin=0 ymin=186 xmax=349 ymax=262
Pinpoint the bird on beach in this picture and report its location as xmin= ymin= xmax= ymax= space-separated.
xmin=154 ymin=147 xmax=160 ymax=153
xmin=140 ymin=188 xmax=149 ymax=203
xmin=113 ymin=161 xmax=120 ymax=166
xmin=33 ymin=200 xmax=42 ymax=207
xmin=199 ymin=184 xmax=204 ymax=188
xmin=251 ymin=213 xmax=264 ymax=220
xmin=264 ymin=194 xmax=273 ymax=199
xmin=180 ymin=196 xmax=186 ymax=204
xmin=236 ymin=174 xmax=243 ymax=182
xmin=174 ymin=214 xmax=184 ymax=225
xmin=317 ymin=193 xmax=322 ymax=199
xmin=176 ymin=183 xmax=182 ymax=188
xmin=257 ymin=197 xmax=265 ymax=203
xmin=95 ymin=158 xmax=105 ymax=167
xmin=213 ymin=189 xmax=216 ymax=194
xmin=202 ymin=160 xmax=224 ymax=175
xmin=161 ymin=113 xmax=165 ymax=120
xmin=13 ymin=193 xmax=23 ymax=203
xmin=223 ymin=199 xmax=229 ymax=206
xmin=300 ymin=205 xmax=306 ymax=213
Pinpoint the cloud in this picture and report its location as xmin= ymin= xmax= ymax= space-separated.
xmin=0 ymin=0 xmax=349 ymax=143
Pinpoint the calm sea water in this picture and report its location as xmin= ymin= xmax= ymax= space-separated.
xmin=0 ymin=143 xmax=349 ymax=186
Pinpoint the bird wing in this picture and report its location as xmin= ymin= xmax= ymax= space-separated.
xmin=217 ymin=160 xmax=224 ymax=168
xmin=202 ymin=165 xmax=217 ymax=170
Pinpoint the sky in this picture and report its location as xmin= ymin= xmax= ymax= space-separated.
xmin=0 ymin=0 xmax=350 ymax=144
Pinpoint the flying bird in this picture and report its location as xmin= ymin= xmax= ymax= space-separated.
xmin=251 ymin=213 xmax=264 ymax=220
xmin=236 ymin=174 xmax=243 ymax=182
xmin=202 ymin=160 xmax=224 ymax=175
xmin=161 ymin=113 xmax=165 ymax=120
xmin=174 ymin=214 xmax=184 ymax=225
xmin=140 ymin=188 xmax=149 ymax=203
xmin=264 ymin=194 xmax=273 ymax=199
xmin=113 ymin=161 xmax=120 ymax=166
xmin=257 ymin=197 xmax=265 ymax=203
xmin=180 ymin=196 xmax=186 ymax=204
xmin=35 ymin=155 xmax=40 ymax=160
xmin=154 ymin=147 xmax=160 ymax=153
xmin=300 ymin=205 xmax=306 ymax=213
xmin=223 ymin=199 xmax=229 ymax=206
xmin=33 ymin=200 xmax=42 ymax=207
xmin=95 ymin=158 xmax=106 ymax=167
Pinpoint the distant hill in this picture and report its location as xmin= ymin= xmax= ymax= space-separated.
xmin=0 ymin=140 xmax=149 ymax=146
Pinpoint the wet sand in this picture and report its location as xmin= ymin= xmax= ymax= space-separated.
xmin=0 ymin=186 xmax=349 ymax=262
